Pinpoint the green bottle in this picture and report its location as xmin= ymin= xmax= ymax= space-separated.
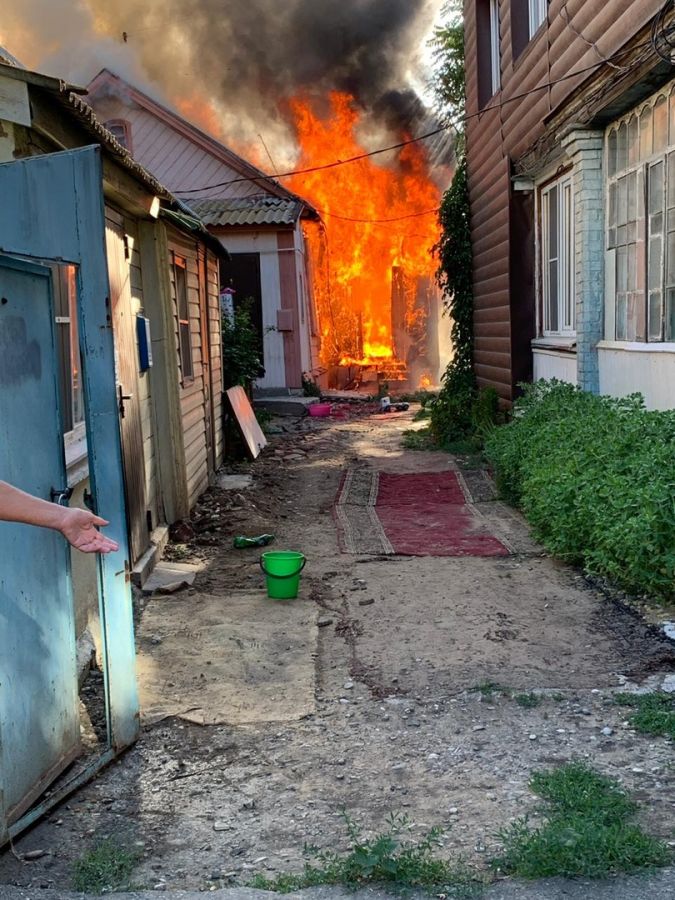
xmin=233 ymin=534 xmax=275 ymax=548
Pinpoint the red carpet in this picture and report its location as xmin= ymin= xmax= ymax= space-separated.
xmin=375 ymin=472 xmax=509 ymax=557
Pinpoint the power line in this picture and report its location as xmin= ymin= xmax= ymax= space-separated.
xmin=176 ymin=36 xmax=656 ymax=197
xmin=177 ymin=126 xmax=451 ymax=195
xmin=314 ymin=206 xmax=439 ymax=224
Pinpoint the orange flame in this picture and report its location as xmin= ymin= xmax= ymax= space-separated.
xmin=286 ymin=93 xmax=441 ymax=368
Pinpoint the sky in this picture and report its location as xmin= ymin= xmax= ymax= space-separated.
xmin=0 ymin=0 xmax=447 ymax=162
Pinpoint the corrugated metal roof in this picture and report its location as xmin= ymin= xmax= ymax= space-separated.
xmin=186 ymin=196 xmax=306 ymax=227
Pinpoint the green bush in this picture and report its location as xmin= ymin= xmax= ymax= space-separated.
xmin=429 ymin=379 xmax=500 ymax=448
xmin=484 ymin=380 xmax=675 ymax=601
xmin=222 ymin=299 xmax=263 ymax=389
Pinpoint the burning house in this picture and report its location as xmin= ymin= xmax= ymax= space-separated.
xmin=5 ymin=0 xmax=455 ymax=392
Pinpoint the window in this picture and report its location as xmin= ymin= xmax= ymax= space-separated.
xmin=512 ymin=0 xmax=547 ymax=59
xmin=540 ymin=174 xmax=575 ymax=335
xmin=173 ymin=255 xmax=194 ymax=382
xmin=105 ymin=119 xmax=132 ymax=152
xmin=606 ymin=88 xmax=675 ymax=342
xmin=54 ymin=265 xmax=85 ymax=432
xmin=477 ymin=0 xmax=501 ymax=109
xmin=490 ymin=0 xmax=501 ymax=96
xmin=528 ymin=0 xmax=547 ymax=38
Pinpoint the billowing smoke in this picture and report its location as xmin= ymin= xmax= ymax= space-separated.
xmin=1 ymin=0 xmax=448 ymax=163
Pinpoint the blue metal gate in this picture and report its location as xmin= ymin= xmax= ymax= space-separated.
xmin=0 ymin=146 xmax=139 ymax=844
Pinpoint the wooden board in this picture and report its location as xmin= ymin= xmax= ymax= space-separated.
xmin=226 ymin=386 xmax=267 ymax=459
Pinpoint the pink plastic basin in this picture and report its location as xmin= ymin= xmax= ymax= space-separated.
xmin=308 ymin=403 xmax=331 ymax=417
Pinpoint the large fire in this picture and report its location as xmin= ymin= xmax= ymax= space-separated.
xmin=285 ymin=93 xmax=442 ymax=373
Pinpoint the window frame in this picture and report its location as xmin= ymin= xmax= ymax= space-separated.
xmin=173 ymin=254 xmax=194 ymax=385
xmin=605 ymin=87 xmax=675 ymax=344
xmin=477 ymin=0 xmax=501 ymax=109
xmin=528 ymin=0 xmax=547 ymax=39
xmin=539 ymin=171 xmax=576 ymax=338
xmin=104 ymin=119 xmax=132 ymax=153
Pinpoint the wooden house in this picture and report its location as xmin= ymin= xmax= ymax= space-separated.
xmin=0 ymin=56 xmax=227 ymax=596
xmin=464 ymin=0 xmax=675 ymax=409
xmin=87 ymin=69 xmax=321 ymax=394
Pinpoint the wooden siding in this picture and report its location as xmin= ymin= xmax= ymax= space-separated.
xmin=206 ymin=252 xmax=224 ymax=466
xmin=464 ymin=0 xmax=665 ymax=401
xmin=89 ymin=97 xmax=265 ymax=201
xmin=166 ymin=226 xmax=211 ymax=506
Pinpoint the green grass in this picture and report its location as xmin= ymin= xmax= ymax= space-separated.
xmin=72 ymin=839 xmax=140 ymax=894
xmin=249 ymin=813 xmax=479 ymax=896
xmin=513 ymin=692 xmax=542 ymax=709
xmin=614 ymin=692 xmax=675 ymax=739
xmin=401 ymin=427 xmax=437 ymax=451
xmin=492 ymin=762 xmax=671 ymax=879
xmin=470 ymin=680 xmax=508 ymax=700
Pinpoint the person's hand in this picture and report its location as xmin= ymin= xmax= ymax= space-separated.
xmin=57 ymin=507 xmax=119 ymax=554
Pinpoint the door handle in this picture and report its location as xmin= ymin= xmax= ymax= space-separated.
xmin=118 ymin=384 xmax=133 ymax=418
xmin=50 ymin=486 xmax=73 ymax=506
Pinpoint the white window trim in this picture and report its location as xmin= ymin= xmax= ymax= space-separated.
xmin=540 ymin=173 xmax=576 ymax=338
xmin=489 ymin=0 xmax=501 ymax=96
xmin=605 ymin=84 xmax=675 ymax=345
xmin=528 ymin=0 xmax=547 ymax=38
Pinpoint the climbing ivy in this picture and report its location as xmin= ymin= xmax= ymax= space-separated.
xmin=430 ymin=156 xmax=480 ymax=444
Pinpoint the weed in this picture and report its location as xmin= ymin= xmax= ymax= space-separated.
xmin=250 ymin=813 xmax=479 ymax=896
xmin=470 ymin=680 xmax=507 ymax=700
xmin=492 ymin=761 xmax=671 ymax=879
xmin=513 ymin=692 xmax=541 ymax=709
xmin=614 ymin=692 xmax=675 ymax=739
xmin=301 ymin=373 xmax=322 ymax=397
xmin=413 ymin=406 xmax=432 ymax=421
xmin=254 ymin=407 xmax=273 ymax=434
xmin=401 ymin=427 xmax=437 ymax=451
xmin=72 ymin=839 xmax=139 ymax=894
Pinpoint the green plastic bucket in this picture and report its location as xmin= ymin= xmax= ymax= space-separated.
xmin=260 ymin=551 xmax=306 ymax=600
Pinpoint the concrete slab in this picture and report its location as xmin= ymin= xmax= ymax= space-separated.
xmin=141 ymin=561 xmax=202 ymax=594
xmin=217 ymin=473 xmax=254 ymax=490
xmin=254 ymin=396 xmax=318 ymax=416
xmin=136 ymin=589 xmax=317 ymax=726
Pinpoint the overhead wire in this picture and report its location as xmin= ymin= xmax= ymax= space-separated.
xmin=175 ymin=34 xmax=657 ymax=197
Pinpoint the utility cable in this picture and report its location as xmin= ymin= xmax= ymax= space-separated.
xmin=314 ymin=207 xmax=439 ymax=224
xmin=176 ymin=35 xmax=656 ymax=196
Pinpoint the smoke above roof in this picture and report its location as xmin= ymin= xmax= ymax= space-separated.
xmin=1 ymin=0 xmax=448 ymax=162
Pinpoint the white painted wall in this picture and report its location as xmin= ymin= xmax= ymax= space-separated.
xmin=293 ymin=222 xmax=313 ymax=375
xmin=532 ymin=349 xmax=578 ymax=384
xmin=217 ymin=232 xmax=286 ymax=390
xmin=597 ymin=342 xmax=675 ymax=410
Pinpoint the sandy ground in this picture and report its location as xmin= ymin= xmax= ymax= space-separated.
xmin=1 ymin=408 xmax=673 ymax=895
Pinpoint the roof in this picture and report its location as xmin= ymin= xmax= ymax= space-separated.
xmin=0 ymin=56 xmax=85 ymax=95
xmin=187 ymin=196 xmax=311 ymax=227
xmin=161 ymin=207 xmax=229 ymax=259
xmin=0 ymin=60 xmax=226 ymax=254
xmin=87 ymin=69 xmax=319 ymax=217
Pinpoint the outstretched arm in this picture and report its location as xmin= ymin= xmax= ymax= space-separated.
xmin=0 ymin=481 xmax=119 ymax=554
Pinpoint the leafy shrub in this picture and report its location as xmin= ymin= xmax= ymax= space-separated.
xmin=429 ymin=379 xmax=500 ymax=449
xmin=222 ymin=299 xmax=263 ymax=389
xmin=484 ymin=380 xmax=675 ymax=601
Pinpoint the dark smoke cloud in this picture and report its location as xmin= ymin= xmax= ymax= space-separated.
xmin=3 ymin=0 xmax=449 ymax=162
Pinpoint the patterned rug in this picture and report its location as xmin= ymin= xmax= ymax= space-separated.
xmin=335 ymin=468 xmax=510 ymax=557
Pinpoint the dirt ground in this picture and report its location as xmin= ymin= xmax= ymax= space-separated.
xmin=1 ymin=407 xmax=674 ymax=894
